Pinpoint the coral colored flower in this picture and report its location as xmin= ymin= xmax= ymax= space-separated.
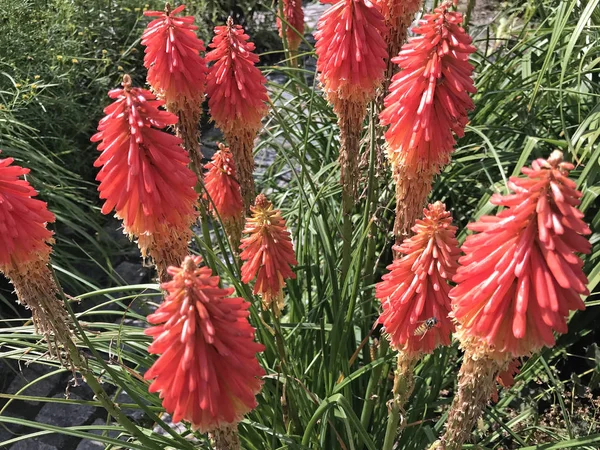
xmin=142 ymin=4 xmax=207 ymax=109
xmin=91 ymin=75 xmax=198 ymax=243
xmin=0 ymin=154 xmax=55 ymax=269
xmin=277 ymin=0 xmax=305 ymax=53
xmin=203 ymin=143 xmax=243 ymax=221
xmin=0 ymin=153 xmax=73 ymax=367
xmin=451 ymin=151 xmax=591 ymax=357
xmin=205 ymin=18 xmax=269 ymax=135
xmin=380 ymin=3 xmax=476 ymax=175
xmin=240 ymin=194 xmax=297 ymax=314
xmin=376 ymin=201 xmax=459 ymax=354
xmin=145 ymin=256 xmax=265 ymax=432
xmin=314 ymin=0 xmax=388 ymax=102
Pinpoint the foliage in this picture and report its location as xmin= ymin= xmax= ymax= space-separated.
xmin=0 ymin=0 xmax=599 ymax=449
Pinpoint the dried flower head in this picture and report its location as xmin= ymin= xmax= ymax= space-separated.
xmin=142 ymin=4 xmax=207 ymax=110
xmin=451 ymin=151 xmax=590 ymax=357
xmin=277 ymin=0 xmax=305 ymax=53
xmin=204 ymin=143 xmax=243 ymax=222
xmin=91 ymin=75 xmax=198 ymax=258
xmin=314 ymin=0 xmax=388 ymax=103
xmin=240 ymin=194 xmax=298 ymax=315
xmin=0 ymin=154 xmax=55 ymax=269
xmin=376 ymin=201 xmax=459 ymax=354
xmin=380 ymin=3 xmax=476 ymax=175
xmin=145 ymin=255 xmax=265 ymax=432
xmin=205 ymin=18 xmax=269 ymax=136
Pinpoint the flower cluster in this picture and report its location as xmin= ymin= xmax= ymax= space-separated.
xmin=91 ymin=75 xmax=198 ymax=251
xmin=204 ymin=143 xmax=243 ymax=222
xmin=315 ymin=0 xmax=388 ymax=103
xmin=142 ymin=4 xmax=207 ymax=110
xmin=380 ymin=3 xmax=476 ymax=175
xmin=0 ymin=154 xmax=55 ymax=269
xmin=145 ymin=256 xmax=265 ymax=432
xmin=451 ymin=151 xmax=590 ymax=357
xmin=240 ymin=195 xmax=297 ymax=315
xmin=277 ymin=0 xmax=305 ymax=53
xmin=376 ymin=202 xmax=459 ymax=354
xmin=206 ymin=18 xmax=269 ymax=135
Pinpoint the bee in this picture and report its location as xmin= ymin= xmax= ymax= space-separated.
xmin=414 ymin=317 xmax=439 ymax=339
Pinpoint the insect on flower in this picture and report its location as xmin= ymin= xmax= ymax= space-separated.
xmin=414 ymin=317 xmax=439 ymax=339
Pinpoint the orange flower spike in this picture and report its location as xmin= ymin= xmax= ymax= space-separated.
xmin=315 ymin=0 xmax=388 ymax=103
xmin=205 ymin=18 xmax=269 ymax=210
xmin=145 ymin=256 xmax=265 ymax=433
xmin=142 ymin=4 xmax=208 ymax=176
xmin=376 ymin=201 xmax=460 ymax=355
xmin=142 ymin=4 xmax=207 ymax=110
xmin=277 ymin=0 xmax=305 ymax=53
xmin=240 ymin=194 xmax=298 ymax=315
xmin=0 ymin=155 xmax=55 ymax=268
xmin=204 ymin=143 xmax=243 ymax=222
xmin=91 ymin=76 xmax=198 ymax=243
xmin=91 ymin=76 xmax=198 ymax=280
xmin=205 ymin=18 xmax=269 ymax=136
xmin=380 ymin=3 xmax=476 ymax=175
xmin=0 ymin=153 xmax=74 ymax=367
xmin=451 ymin=151 xmax=590 ymax=357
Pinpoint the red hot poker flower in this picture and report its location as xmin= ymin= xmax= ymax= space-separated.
xmin=91 ymin=76 xmax=198 ymax=248
xmin=451 ymin=151 xmax=590 ymax=357
xmin=240 ymin=194 xmax=298 ymax=315
xmin=145 ymin=256 xmax=265 ymax=432
xmin=0 ymin=154 xmax=55 ymax=269
xmin=142 ymin=4 xmax=207 ymax=111
xmin=204 ymin=143 xmax=243 ymax=222
xmin=380 ymin=3 xmax=476 ymax=176
xmin=277 ymin=0 xmax=305 ymax=53
xmin=0 ymin=153 xmax=74 ymax=367
xmin=376 ymin=201 xmax=459 ymax=354
xmin=315 ymin=0 xmax=388 ymax=103
xmin=205 ymin=18 xmax=269 ymax=136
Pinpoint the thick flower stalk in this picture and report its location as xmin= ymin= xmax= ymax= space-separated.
xmin=434 ymin=151 xmax=590 ymax=450
xmin=0 ymin=154 xmax=73 ymax=366
xmin=315 ymin=0 xmax=387 ymax=200
xmin=91 ymin=75 xmax=198 ymax=282
xmin=277 ymin=0 xmax=305 ymax=56
xmin=240 ymin=194 xmax=298 ymax=316
xmin=376 ymin=202 xmax=459 ymax=449
xmin=142 ymin=4 xmax=208 ymax=177
xmin=206 ymin=18 xmax=269 ymax=211
xmin=204 ymin=143 xmax=244 ymax=246
xmin=145 ymin=255 xmax=265 ymax=445
xmin=380 ymin=3 xmax=476 ymax=243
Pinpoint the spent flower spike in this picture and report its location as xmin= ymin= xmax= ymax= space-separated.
xmin=145 ymin=255 xmax=265 ymax=433
xmin=240 ymin=194 xmax=298 ymax=315
xmin=376 ymin=201 xmax=459 ymax=355
xmin=451 ymin=151 xmax=590 ymax=357
xmin=380 ymin=3 xmax=476 ymax=175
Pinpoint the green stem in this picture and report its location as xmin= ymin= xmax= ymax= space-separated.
xmin=360 ymin=338 xmax=389 ymax=432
